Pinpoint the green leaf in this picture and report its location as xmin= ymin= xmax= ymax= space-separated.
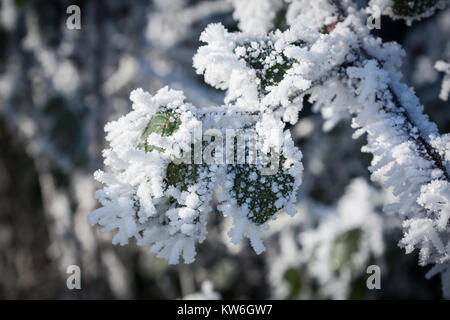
xmin=238 ymin=40 xmax=305 ymax=95
xmin=138 ymin=112 xmax=202 ymax=199
xmin=138 ymin=111 xmax=181 ymax=153
xmin=165 ymin=161 xmax=200 ymax=192
xmin=229 ymin=155 xmax=295 ymax=225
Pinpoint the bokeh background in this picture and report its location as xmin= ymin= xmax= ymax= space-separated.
xmin=0 ymin=0 xmax=449 ymax=299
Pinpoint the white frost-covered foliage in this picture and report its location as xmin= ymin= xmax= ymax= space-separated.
xmin=346 ymin=57 xmax=450 ymax=268
xmin=435 ymin=60 xmax=450 ymax=101
xmin=369 ymin=0 xmax=450 ymax=24
xmin=193 ymin=21 xmax=353 ymax=123
xmin=90 ymin=87 xmax=303 ymax=264
xmin=196 ymin=0 xmax=450 ymax=295
xmin=91 ymin=0 xmax=450 ymax=295
xmin=89 ymin=87 xmax=214 ymax=264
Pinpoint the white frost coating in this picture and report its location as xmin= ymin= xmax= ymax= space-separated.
xmin=91 ymin=87 xmax=304 ymax=263
xmin=193 ymin=23 xmax=262 ymax=109
xmin=369 ymin=0 xmax=450 ymax=25
xmin=435 ymin=60 xmax=450 ymax=101
xmin=218 ymin=113 xmax=303 ymax=254
xmin=89 ymin=87 xmax=216 ymax=264
xmin=221 ymin=207 xmax=267 ymax=254
xmin=345 ymin=57 xmax=450 ymax=271
xmin=227 ymin=1 xmax=450 ymax=295
xmin=89 ymin=0 xmax=450 ymax=295
xmin=418 ymin=180 xmax=450 ymax=232
xmin=228 ymin=0 xmax=284 ymax=33
xmin=193 ymin=21 xmax=357 ymax=115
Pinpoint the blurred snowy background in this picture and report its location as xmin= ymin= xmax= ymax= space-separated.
xmin=0 ymin=0 xmax=448 ymax=299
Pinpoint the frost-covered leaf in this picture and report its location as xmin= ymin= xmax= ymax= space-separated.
xmin=237 ymin=40 xmax=305 ymax=94
xmin=228 ymin=156 xmax=295 ymax=225
xmin=138 ymin=111 xmax=181 ymax=152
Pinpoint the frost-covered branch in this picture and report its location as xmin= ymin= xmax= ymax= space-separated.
xmin=89 ymin=0 xmax=450 ymax=296
xmin=194 ymin=0 xmax=450 ymax=293
xmin=325 ymin=2 xmax=450 ymax=275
